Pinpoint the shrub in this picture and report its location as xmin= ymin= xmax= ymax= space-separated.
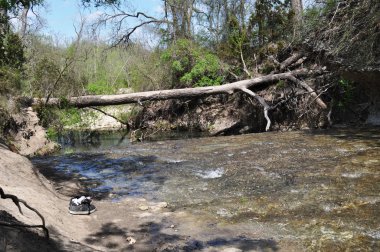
xmin=161 ymin=39 xmax=225 ymax=88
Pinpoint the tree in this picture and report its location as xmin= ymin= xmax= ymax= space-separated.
xmin=0 ymin=1 xmax=33 ymax=94
xmin=164 ymin=0 xmax=196 ymax=40
xmin=81 ymin=0 xmax=120 ymax=7
xmin=81 ymin=0 xmax=167 ymax=46
xmin=251 ymin=0 xmax=292 ymax=47
xmin=291 ymin=0 xmax=303 ymax=24
xmin=0 ymin=0 xmax=44 ymax=37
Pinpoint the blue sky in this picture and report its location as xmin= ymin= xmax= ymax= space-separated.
xmin=40 ymin=0 xmax=162 ymax=40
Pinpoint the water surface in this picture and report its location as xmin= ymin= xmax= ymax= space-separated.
xmin=32 ymin=127 xmax=380 ymax=250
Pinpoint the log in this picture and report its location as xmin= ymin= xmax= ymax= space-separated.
xmin=32 ymin=69 xmax=317 ymax=108
xmin=279 ymin=52 xmax=303 ymax=72
xmin=285 ymin=75 xmax=328 ymax=109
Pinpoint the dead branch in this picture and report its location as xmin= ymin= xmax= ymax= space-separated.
xmin=89 ymin=106 xmax=130 ymax=130
xmin=289 ymin=57 xmax=307 ymax=69
xmin=30 ymin=68 xmax=329 ymax=132
xmin=240 ymin=87 xmax=271 ymax=131
xmin=240 ymin=50 xmax=252 ymax=78
xmin=0 ymin=187 xmax=49 ymax=239
xmin=279 ymin=52 xmax=304 ymax=72
xmin=285 ymin=75 xmax=328 ymax=109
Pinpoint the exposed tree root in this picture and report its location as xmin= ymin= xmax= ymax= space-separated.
xmin=0 ymin=187 xmax=49 ymax=239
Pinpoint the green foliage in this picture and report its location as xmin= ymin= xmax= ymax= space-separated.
xmin=0 ymin=31 xmax=24 ymax=95
xmin=0 ymin=0 xmax=45 ymax=15
xmin=118 ymin=107 xmax=140 ymax=123
xmin=226 ymin=15 xmax=247 ymax=56
xmin=337 ymin=78 xmax=355 ymax=108
xmin=249 ymin=0 xmax=292 ymax=46
xmin=217 ymin=14 xmax=249 ymax=66
xmin=0 ymin=32 xmax=24 ymax=69
xmin=0 ymin=106 xmax=12 ymax=136
xmin=35 ymin=106 xmax=58 ymax=129
xmin=323 ymin=0 xmax=340 ymax=15
xmin=30 ymin=57 xmax=60 ymax=97
xmin=0 ymin=66 xmax=22 ymax=95
xmin=180 ymin=53 xmax=224 ymax=87
xmin=46 ymin=127 xmax=58 ymax=140
xmin=303 ymin=1 xmax=339 ymax=35
xmin=87 ymin=81 xmax=115 ymax=95
xmin=58 ymin=108 xmax=82 ymax=127
xmin=276 ymin=80 xmax=286 ymax=89
xmin=36 ymin=105 xmax=83 ymax=131
xmin=161 ymin=39 xmax=225 ymax=88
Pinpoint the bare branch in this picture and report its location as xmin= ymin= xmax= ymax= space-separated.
xmin=240 ymin=87 xmax=271 ymax=131
xmin=285 ymin=75 xmax=328 ymax=109
xmin=240 ymin=50 xmax=252 ymax=78
xmin=89 ymin=106 xmax=130 ymax=130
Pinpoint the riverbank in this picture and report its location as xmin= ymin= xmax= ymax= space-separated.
xmin=0 ymin=141 xmax=181 ymax=251
xmin=3 ymin=127 xmax=380 ymax=251
xmin=1 ymin=140 xmax=308 ymax=251
xmin=0 ymin=141 xmax=296 ymax=251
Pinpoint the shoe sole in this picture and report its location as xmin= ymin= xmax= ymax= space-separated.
xmin=69 ymin=207 xmax=96 ymax=215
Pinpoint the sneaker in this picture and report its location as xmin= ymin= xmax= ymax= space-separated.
xmin=69 ymin=196 xmax=96 ymax=215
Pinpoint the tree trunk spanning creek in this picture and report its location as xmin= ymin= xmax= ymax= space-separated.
xmin=31 ymin=128 xmax=380 ymax=251
xmin=32 ymin=68 xmax=327 ymax=132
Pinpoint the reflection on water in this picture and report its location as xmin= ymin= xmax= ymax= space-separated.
xmin=32 ymin=127 xmax=380 ymax=250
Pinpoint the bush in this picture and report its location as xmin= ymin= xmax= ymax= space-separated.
xmin=87 ymin=81 xmax=116 ymax=95
xmin=161 ymin=39 xmax=225 ymax=88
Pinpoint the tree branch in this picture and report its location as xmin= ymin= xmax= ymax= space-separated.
xmin=285 ymin=75 xmax=328 ymax=109
xmin=89 ymin=106 xmax=130 ymax=130
xmin=240 ymin=87 xmax=271 ymax=131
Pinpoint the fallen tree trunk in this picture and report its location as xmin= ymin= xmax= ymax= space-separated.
xmin=32 ymin=69 xmax=320 ymax=108
xmin=32 ymin=68 xmax=327 ymax=131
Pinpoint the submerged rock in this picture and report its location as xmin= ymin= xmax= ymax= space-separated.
xmin=138 ymin=205 xmax=150 ymax=211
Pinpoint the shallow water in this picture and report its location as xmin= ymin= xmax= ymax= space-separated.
xmin=32 ymin=127 xmax=380 ymax=250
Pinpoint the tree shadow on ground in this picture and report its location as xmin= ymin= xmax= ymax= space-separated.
xmin=0 ymin=210 xmax=96 ymax=252
xmin=84 ymin=220 xmax=279 ymax=251
xmin=84 ymin=222 xmax=130 ymax=250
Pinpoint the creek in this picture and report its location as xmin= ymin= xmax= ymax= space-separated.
xmin=31 ymin=127 xmax=380 ymax=250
